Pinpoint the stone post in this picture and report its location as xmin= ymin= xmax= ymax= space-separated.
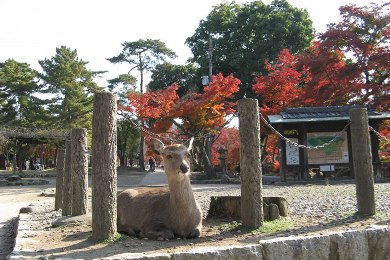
xmin=349 ymin=108 xmax=375 ymax=215
xmin=55 ymin=148 xmax=65 ymax=211
xmin=91 ymin=92 xmax=117 ymax=240
xmin=238 ymin=98 xmax=264 ymax=228
xmin=62 ymin=140 xmax=72 ymax=216
xmin=71 ymin=128 xmax=88 ymax=216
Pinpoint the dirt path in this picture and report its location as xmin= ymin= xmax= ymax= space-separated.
xmin=2 ymin=170 xmax=390 ymax=259
xmin=0 ymin=168 xmax=147 ymax=258
xmin=0 ymin=182 xmax=55 ymax=258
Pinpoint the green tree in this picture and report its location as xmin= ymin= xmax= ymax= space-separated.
xmin=148 ymin=62 xmax=199 ymax=97
xmin=107 ymin=39 xmax=177 ymax=171
xmin=107 ymin=39 xmax=177 ymax=94
xmin=107 ymin=74 xmax=137 ymax=106
xmin=186 ymin=0 xmax=314 ymax=97
xmin=117 ymin=118 xmax=140 ymax=167
xmin=39 ymin=46 xmax=103 ymax=130
xmin=0 ymin=59 xmax=49 ymax=127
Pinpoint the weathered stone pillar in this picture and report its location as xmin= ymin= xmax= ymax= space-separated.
xmin=238 ymin=98 xmax=264 ymax=228
xmin=91 ymin=92 xmax=117 ymax=240
xmin=71 ymin=128 xmax=88 ymax=216
xmin=349 ymin=108 xmax=375 ymax=215
xmin=55 ymin=148 xmax=65 ymax=211
xmin=62 ymin=140 xmax=72 ymax=216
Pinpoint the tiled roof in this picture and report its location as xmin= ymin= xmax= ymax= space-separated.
xmin=280 ymin=106 xmax=379 ymax=119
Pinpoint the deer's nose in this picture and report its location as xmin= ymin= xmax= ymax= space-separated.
xmin=180 ymin=163 xmax=189 ymax=173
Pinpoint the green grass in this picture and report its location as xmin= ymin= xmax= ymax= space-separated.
xmin=220 ymin=218 xmax=294 ymax=235
xmin=102 ymin=232 xmax=129 ymax=244
xmin=340 ymin=210 xmax=388 ymax=221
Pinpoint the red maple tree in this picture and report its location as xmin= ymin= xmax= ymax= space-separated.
xmin=120 ymin=73 xmax=240 ymax=176
xmin=318 ymin=2 xmax=389 ymax=110
xmin=211 ymin=127 xmax=240 ymax=170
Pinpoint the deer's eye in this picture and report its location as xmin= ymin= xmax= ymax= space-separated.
xmin=166 ymin=154 xmax=172 ymax=159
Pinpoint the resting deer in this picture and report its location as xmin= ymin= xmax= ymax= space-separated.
xmin=117 ymin=137 xmax=202 ymax=240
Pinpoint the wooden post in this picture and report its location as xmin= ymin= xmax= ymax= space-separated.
xmin=12 ymin=138 xmax=17 ymax=174
xmin=71 ymin=128 xmax=88 ymax=216
xmin=55 ymin=148 xmax=65 ymax=211
xmin=92 ymin=92 xmax=117 ymax=240
xmin=278 ymin=125 xmax=287 ymax=182
xmin=238 ymin=98 xmax=263 ymax=228
xmin=349 ymin=108 xmax=375 ymax=215
xmin=62 ymin=140 xmax=72 ymax=216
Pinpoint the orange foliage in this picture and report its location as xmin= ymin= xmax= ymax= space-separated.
xmin=211 ymin=127 xmax=240 ymax=170
xmin=122 ymin=73 xmax=240 ymax=136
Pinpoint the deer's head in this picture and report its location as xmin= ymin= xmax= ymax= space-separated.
xmin=151 ymin=138 xmax=194 ymax=180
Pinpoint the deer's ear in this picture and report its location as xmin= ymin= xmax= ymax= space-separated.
xmin=187 ymin=137 xmax=194 ymax=151
xmin=150 ymin=138 xmax=165 ymax=155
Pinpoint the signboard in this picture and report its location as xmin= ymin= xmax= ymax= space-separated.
xmin=286 ymin=138 xmax=299 ymax=165
xmin=320 ymin=165 xmax=335 ymax=171
xmin=307 ymin=132 xmax=349 ymax=164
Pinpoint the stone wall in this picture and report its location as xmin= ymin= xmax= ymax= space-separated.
xmin=103 ymin=226 xmax=390 ymax=260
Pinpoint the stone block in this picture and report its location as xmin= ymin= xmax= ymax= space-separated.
xmin=207 ymin=196 xmax=288 ymax=221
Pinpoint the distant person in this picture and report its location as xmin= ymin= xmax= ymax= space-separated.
xmin=148 ymin=157 xmax=156 ymax=172
xmin=129 ymin=158 xmax=134 ymax=167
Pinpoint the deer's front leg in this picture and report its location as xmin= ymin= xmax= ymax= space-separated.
xmin=187 ymin=227 xmax=201 ymax=238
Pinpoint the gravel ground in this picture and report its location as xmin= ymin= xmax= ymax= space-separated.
xmin=12 ymin=181 xmax=390 ymax=259
xmin=194 ymin=182 xmax=390 ymax=224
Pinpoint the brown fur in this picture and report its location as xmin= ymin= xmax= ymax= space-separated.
xmin=117 ymin=138 xmax=202 ymax=239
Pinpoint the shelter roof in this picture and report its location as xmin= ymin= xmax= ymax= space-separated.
xmin=268 ymin=106 xmax=390 ymax=124
xmin=0 ymin=126 xmax=69 ymax=143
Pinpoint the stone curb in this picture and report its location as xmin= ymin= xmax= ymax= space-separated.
xmin=8 ymin=205 xmax=390 ymax=260
xmin=8 ymin=212 xmax=36 ymax=259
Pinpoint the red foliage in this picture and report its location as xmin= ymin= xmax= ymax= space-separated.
xmin=211 ymin=127 xmax=240 ymax=170
xmin=252 ymin=49 xmax=308 ymax=116
xmin=296 ymin=42 xmax=360 ymax=106
xmin=318 ymin=2 xmax=390 ymax=110
xmin=253 ymin=3 xmax=389 ymax=113
xmin=180 ymin=74 xmax=240 ymax=132
xmin=123 ymin=73 xmax=240 ymax=136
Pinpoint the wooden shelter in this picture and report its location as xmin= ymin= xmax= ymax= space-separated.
xmin=267 ymin=106 xmax=390 ymax=181
xmin=0 ymin=127 xmax=69 ymax=172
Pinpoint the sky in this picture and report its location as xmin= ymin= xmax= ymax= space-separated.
xmin=0 ymin=0 xmax=379 ymax=87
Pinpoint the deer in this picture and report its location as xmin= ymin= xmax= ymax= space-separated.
xmin=117 ymin=137 xmax=202 ymax=240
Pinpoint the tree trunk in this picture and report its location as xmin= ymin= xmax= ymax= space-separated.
xmin=62 ymin=140 xmax=73 ymax=216
xmin=139 ymin=135 xmax=146 ymax=171
xmin=71 ymin=128 xmax=88 ymax=216
xmin=349 ymin=108 xmax=375 ymax=215
xmin=202 ymin=136 xmax=215 ymax=178
xmin=55 ymin=148 xmax=65 ymax=211
xmin=91 ymin=92 xmax=117 ymax=241
xmin=238 ymin=98 xmax=263 ymax=228
xmin=12 ymin=139 xmax=17 ymax=174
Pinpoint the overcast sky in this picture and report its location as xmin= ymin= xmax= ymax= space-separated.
xmin=0 ymin=0 xmax=379 ymax=87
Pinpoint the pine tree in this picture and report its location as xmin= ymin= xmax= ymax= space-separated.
xmin=39 ymin=46 xmax=103 ymax=130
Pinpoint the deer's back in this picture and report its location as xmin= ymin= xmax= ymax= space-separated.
xmin=117 ymin=187 xmax=171 ymax=232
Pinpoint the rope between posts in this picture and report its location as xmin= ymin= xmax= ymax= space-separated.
xmin=369 ymin=126 xmax=390 ymax=142
xmin=119 ymin=110 xmax=388 ymax=148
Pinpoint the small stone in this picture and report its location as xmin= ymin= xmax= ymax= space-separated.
xmin=20 ymin=207 xmax=33 ymax=213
